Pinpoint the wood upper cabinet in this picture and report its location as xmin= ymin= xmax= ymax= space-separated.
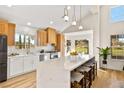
xmin=37 ymin=30 xmax=47 ymax=46
xmin=56 ymin=33 xmax=65 ymax=55
xmin=56 ymin=33 xmax=61 ymax=51
xmin=8 ymin=23 xmax=16 ymax=46
xmin=61 ymin=34 xmax=65 ymax=56
xmin=0 ymin=20 xmax=8 ymax=35
xmin=0 ymin=20 xmax=16 ymax=46
xmin=46 ymin=27 xmax=57 ymax=46
xmin=37 ymin=27 xmax=65 ymax=55
xmin=37 ymin=31 xmax=40 ymax=46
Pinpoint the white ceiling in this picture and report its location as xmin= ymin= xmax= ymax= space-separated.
xmin=0 ymin=5 xmax=98 ymax=34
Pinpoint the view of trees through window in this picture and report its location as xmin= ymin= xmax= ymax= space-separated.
xmin=111 ymin=34 xmax=124 ymax=59
xmin=75 ymin=40 xmax=89 ymax=54
xmin=15 ymin=33 xmax=35 ymax=49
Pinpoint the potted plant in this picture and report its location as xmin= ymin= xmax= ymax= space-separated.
xmin=97 ymin=47 xmax=110 ymax=64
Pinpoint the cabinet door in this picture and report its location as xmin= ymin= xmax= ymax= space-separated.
xmin=24 ymin=56 xmax=33 ymax=72
xmin=8 ymin=23 xmax=15 ymax=46
xmin=32 ymin=57 xmax=37 ymax=70
xmin=53 ymin=30 xmax=57 ymax=46
xmin=61 ymin=34 xmax=65 ymax=56
xmin=0 ymin=21 xmax=8 ymax=35
xmin=33 ymin=55 xmax=40 ymax=70
xmin=40 ymin=31 xmax=47 ymax=46
xmin=9 ymin=57 xmax=23 ymax=77
xmin=56 ymin=34 xmax=61 ymax=51
xmin=37 ymin=31 xmax=40 ymax=46
xmin=37 ymin=30 xmax=47 ymax=46
xmin=47 ymin=27 xmax=57 ymax=45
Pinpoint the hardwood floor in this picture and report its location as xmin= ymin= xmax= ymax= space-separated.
xmin=92 ymin=69 xmax=124 ymax=88
xmin=0 ymin=69 xmax=124 ymax=88
xmin=0 ymin=71 xmax=36 ymax=88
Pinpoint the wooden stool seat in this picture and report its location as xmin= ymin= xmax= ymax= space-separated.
xmin=71 ymin=72 xmax=84 ymax=82
xmin=85 ymin=63 xmax=95 ymax=67
xmin=76 ymin=66 xmax=91 ymax=73
xmin=76 ymin=66 xmax=92 ymax=88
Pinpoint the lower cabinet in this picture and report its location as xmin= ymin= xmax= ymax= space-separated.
xmin=9 ymin=57 xmax=23 ymax=77
xmin=8 ymin=55 xmax=38 ymax=78
xmin=32 ymin=55 xmax=39 ymax=70
xmin=24 ymin=56 xmax=33 ymax=72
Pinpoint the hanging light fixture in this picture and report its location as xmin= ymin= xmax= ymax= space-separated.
xmin=63 ymin=6 xmax=69 ymax=22
xmin=72 ymin=6 xmax=77 ymax=26
xmin=79 ymin=5 xmax=83 ymax=30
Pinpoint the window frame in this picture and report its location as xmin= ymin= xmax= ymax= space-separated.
xmin=110 ymin=5 xmax=124 ymax=23
xmin=111 ymin=34 xmax=124 ymax=59
xmin=15 ymin=33 xmax=35 ymax=49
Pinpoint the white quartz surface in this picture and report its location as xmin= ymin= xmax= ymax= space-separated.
xmin=64 ymin=55 xmax=94 ymax=71
xmin=37 ymin=55 xmax=94 ymax=88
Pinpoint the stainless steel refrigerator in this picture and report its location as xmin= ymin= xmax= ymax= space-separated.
xmin=0 ymin=35 xmax=7 ymax=82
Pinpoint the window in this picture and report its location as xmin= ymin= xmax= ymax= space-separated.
xmin=15 ymin=33 xmax=35 ymax=49
xmin=75 ymin=40 xmax=89 ymax=54
xmin=110 ymin=6 xmax=124 ymax=22
xmin=66 ymin=40 xmax=71 ymax=53
xmin=111 ymin=34 xmax=124 ymax=59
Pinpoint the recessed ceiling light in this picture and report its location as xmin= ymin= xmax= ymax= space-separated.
xmin=50 ymin=21 xmax=53 ymax=25
xmin=27 ymin=22 xmax=31 ymax=26
xmin=67 ymin=6 xmax=71 ymax=10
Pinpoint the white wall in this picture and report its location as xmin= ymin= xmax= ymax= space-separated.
xmin=63 ymin=13 xmax=100 ymax=67
xmin=100 ymin=6 xmax=124 ymax=71
xmin=64 ymin=30 xmax=93 ymax=56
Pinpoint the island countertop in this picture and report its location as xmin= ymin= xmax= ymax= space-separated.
xmin=63 ymin=55 xmax=94 ymax=71
xmin=36 ymin=55 xmax=95 ymax=88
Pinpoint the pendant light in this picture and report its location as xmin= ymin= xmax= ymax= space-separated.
xmin=79 ymin=5 xmax=83 ymax=30
xmin=72 ymin=6 xmax=77 ymax=26
xmin=63 ymin=6 xmax=69 ymax=22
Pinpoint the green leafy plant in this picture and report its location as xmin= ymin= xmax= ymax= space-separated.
xmin=97 ymin=47 xmax=111 ymax=64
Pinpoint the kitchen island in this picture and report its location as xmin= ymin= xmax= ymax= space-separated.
xmin=36 ymin=55 xmax=95 ymax=88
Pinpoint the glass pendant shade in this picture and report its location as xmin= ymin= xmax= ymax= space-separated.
xmin=78 ymin=25 xmax=83 ymax=30
xmin=72 ymin=20 xmax=77 ymax=26
xmin=78 ymin=5 xmax=83 ymax=30
xmin=64 ymin=15 xmax=69 ymax=22
xmin=71 ymin=6 xmax=77 ymax=26
xmin=64 ymin=7 xmax=69 ymax=22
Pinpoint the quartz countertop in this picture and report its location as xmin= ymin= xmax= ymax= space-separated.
xmin=38 ymin=55 xmax=94 ymax=71
xmin=37 ymin=55 xmax=95 ymax=88
xmin=8 ymin=53 xmax=40 ymax=59
xmin=63 ymin=55 xmax=94 ymax=71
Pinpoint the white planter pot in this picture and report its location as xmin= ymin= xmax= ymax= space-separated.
xmin=70 ymin=55 xmax=78 ymax=62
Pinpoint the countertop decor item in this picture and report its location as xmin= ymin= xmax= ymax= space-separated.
xmin=97 ymin=47 xmax=110 ymax=64
xmin=69 ymin=50 xmax=78 ymax=62
xmin=70 ymin=50 xmax=78 ymax=56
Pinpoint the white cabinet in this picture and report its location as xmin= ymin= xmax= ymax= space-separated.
xmin=9 ymin=57 xmax=23 ymax=77
xmin=32 ymin=60 xmax=36 ymax=70
xmin=8 ymin=54 xmax=38 ymax=78
xmin=32 ymin=55 xmax=39 ymax=70
xmin=24 ymin=56 xmax=33 ymax=72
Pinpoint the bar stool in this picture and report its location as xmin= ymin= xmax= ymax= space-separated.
xmin=71 ymin=72 xmax=85 ymax=88
xmin=85 ymin=63 xmax=96 ymax=81
xmin=76 ymin=66 xmax=92 ymax=88
xmin=94 ymin=61 xmax=97 ymax=76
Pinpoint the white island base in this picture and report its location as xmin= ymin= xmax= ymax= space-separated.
xmin=37 ymin=55 xmax=95 ymax=88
